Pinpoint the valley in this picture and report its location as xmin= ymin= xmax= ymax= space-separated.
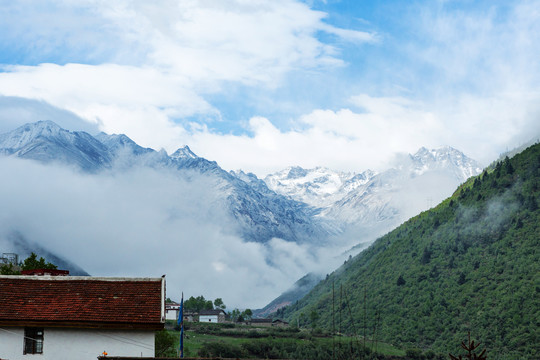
xmin=0 ymin=121 xmax=537 ymax=358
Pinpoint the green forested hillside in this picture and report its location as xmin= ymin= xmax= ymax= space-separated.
xmin=282 ymin=143 xmax=540 ymax=359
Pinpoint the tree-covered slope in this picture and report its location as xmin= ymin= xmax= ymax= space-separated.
xmin=282 ymin=143 xmax=540 ymax=359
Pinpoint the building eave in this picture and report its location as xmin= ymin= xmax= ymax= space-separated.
xmin=0 ymin=320 xmax=164 ymax=330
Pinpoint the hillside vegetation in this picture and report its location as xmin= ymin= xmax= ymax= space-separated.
xmin=282 ymin=143 xmax=540 ymax=359
xmin=161 ymin=322 xmax=408 ymax=359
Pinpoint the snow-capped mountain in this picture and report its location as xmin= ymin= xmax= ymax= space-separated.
xmin=170 ymin=145 xmax=198 ymax=159
xmin=322 ymin=147 xmax=482 ymax=232
xmin=0 ymin=121 xmax=334 ymax=244
xmin=94 ymin=132 xmax=155 ymax=157
xmin=1 ymin=121 xmax=483 ymax=248
xmin=264 ymin=166 xmax=376 ymax=208
xmin=1 ymin=120 xmax=485 ymax=313
xmin=406 ymin=146 xmax=482 ymax=180
xmin=0 ymin=120 xmax=111 ymax=171
xmin=255 ymin=147 xmax=482 ymax=313
xmin=264 ymin=146 xmax=482 ymax=240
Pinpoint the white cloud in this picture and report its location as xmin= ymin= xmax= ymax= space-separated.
xmin=415 ymin=1 xmax=540 ymax=91
xmin=185 ymin=87 xmax=540 ymax=177
xmin=0 ymin=0 xmax=374 ymax=94
xmin=0 ymin=63 xmax=210 ymax=149
xmin=317 ymin=22 xmax=378 ymax=43
xmin=0 ymin=96 xmax=100 ymax=134
xmin=0 ymin=0 xmax=376 ymax=159
xmin=89 ymin=0 xmax=376 ymax=84
xmin=396 ymin=1 xmax=540 ymax=163
xmin=0 ymin=0 xmax=539 ymax=179
xmin=0 ymin=157 xmax=349 ymax=308
xmin=179 ymin=1 xmax=540 ymax=175
xmin=184 ymin=96 xmax=445 ymax=176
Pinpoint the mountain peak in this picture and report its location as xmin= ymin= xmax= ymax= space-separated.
xmin=286 ymin=166 xmax=308 ymax=179
xmin=94 ymin=132 xmax=140 ymax=148
xmin=33 ymin=119 xmax=62 ymax=129
xmin=0 ymin=121 xmax=111 ymax=171
xmin=19 ymin=119 xmax=63 ymax=135
xmin=94 ymin=132 xmax=155 ymax=159
xmin=414 ymin=146 xmax=430 ymax=154
xmin=413 ymin=145 xmax=465 ymax=159
xmin=100 ymin=133 xmax=132 ymax=143
xmin=170 ymin=145 xmax=198 ymax=159
xmin=264 ymin=166 xmax=365 ymax=208
xmin=408 ymin=146 xmax=482 ymax=180
xmin=0 ymin=120 xmax=67 ymax=150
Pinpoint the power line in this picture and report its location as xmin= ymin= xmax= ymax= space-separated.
xmin=93 ymin=332 xmax=154 ymax=350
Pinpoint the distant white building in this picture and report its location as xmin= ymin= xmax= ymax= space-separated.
xmin=199 ymin=309 xmax=226 ymax=323
xmin=165 ymin=301 xmax=181 ymax=321
xmin=0 ymin=252 xmax=18 ymax=265
xmin=0 ymin=275 xmax=165 ymax=360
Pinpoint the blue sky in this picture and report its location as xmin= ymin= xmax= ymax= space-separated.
xmin=1 ymin=0 xmax=539 ymax=175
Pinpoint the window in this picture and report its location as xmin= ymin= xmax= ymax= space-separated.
xmin=23 ymin=328 xmax=43 ymax=354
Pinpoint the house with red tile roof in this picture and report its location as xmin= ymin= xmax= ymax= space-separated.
xmin=0 ymin=275 xmax=165 ymax=360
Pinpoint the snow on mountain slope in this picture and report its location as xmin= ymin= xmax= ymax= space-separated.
xmin=94 ymin=132 xmax=155 ymax=157
xmin=0 ymin=121 xmax=334 ymax=244
xmin=408 ymin=146 xmax=482 ymax=180
xmin=170 ymin=145 xmax=198 ymax=159
xmin=0 ymin=120 xmax=111 ymax=171
xmin=0 ymin=121 xmax=485 ymax=311
xmin=255 ymin=147 xmax=482 ymax=314
xmin=93 ymin=132 xmax=166 ymax=169
xmin=263 ymin=147 xmax=482 ymax=242
xmin=1 ymin=121 xmax=482 ymax=248
xmin=231 ymin=170 xmax=276 ymax=196
xmin=264 ymin=166 xmax=376 ymax=208
xmin=322 ymin=146 xmax=483 ymax=229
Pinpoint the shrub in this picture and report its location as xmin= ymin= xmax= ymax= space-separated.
xmin=198 ymin=341 xmax=247 ymax=358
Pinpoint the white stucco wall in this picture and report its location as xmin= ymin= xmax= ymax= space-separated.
xmin=0 ymin=327 xmax=155 ymax=360
xmin=165 ymin=308 xmax=179 ymax=321
xmin=199 ymin=315 xmax=218 ymax=322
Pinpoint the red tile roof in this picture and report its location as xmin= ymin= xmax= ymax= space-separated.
xmin=20 ymin=269 xmax=70 ymax=276
xmin=0 ymin=276 xmax=164 ymax=329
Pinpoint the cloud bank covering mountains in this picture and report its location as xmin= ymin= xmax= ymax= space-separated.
xmin=0 ymin=121 xmax=482 ymax=307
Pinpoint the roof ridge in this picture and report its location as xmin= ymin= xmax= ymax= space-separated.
xmin=0 ymin=275 xmax=163 ymax=281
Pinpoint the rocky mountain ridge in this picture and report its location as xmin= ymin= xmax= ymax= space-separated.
xmin=264 ymin=146 xmax=482 ymax=241
xmin=0 ymin=121 xmax=483 ymax=305
xmin=0 ymin=121 xmax=333 ymax=245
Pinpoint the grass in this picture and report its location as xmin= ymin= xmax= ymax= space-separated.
xmin=183 ymin=332 xmax=246 ymax=355
xmin=312 ymin=336 xmax=406 ymax=356
xmin=166 ymin=325 xmax=407 ymax=358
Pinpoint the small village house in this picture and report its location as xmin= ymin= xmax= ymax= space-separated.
xmin=199 ymin=309 xmax=226 ymax=323
xmin=165 ymin=302 xmax=197 ymax=322
xmin=164 ymin=301 xmax=181 ymax=321
xmin=0 ymin=274 xmax=165 ymax=360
